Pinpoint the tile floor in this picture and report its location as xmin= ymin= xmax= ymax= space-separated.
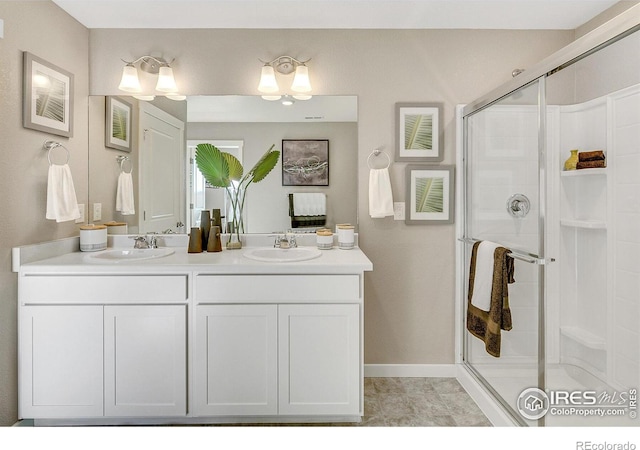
xmin=246 ymin=377 xmax=492 ymax=427
xmin=359 ymin=377 xmax=492 ymax=427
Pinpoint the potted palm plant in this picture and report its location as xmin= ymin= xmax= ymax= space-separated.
xmin=195 ymin=143 xmax=280 ymax=249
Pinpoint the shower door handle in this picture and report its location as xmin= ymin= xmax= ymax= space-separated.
xmin=507 ymin=194 xmax=530 ymax=218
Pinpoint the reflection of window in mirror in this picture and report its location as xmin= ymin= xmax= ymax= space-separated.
xmin=186 ymin=140 xmax=244 ymax=230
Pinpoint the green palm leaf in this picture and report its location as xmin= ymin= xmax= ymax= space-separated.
xmin=415 ymin=177 xmax=444 ymax=213
xmin=246 ymin=144 xmax=280 ymax=184
xmin=405 ymin=114 xmax=433 ymax=150
xmin=35 ymin=75 xmax=66 ymax=123
xmin=195 ymin=143 xmax=230 ymax=188
xmin=112 ymin=105 xmax=128 ymax=141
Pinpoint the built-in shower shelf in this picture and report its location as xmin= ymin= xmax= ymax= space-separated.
xmin=560 ymin=219 xmax=607 ymax=229
xmin=560 ymin=326 xmax=606 ymax=350
xmin=561 ymin=168 xmax=607 ymax=177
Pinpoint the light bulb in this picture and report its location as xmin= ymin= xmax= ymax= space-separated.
xmin=156 ymin=66 xmax=178 ymax=93
xmin=258 ymin=65 xmax=279 ymax=93
xmin=291 ymin=65 xmax=311 ymax=93
xmin=118 ymin=64 xmax=142 ymax=93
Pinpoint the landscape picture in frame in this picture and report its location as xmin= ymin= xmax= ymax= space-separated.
xmin=396 ymin=103 xmax=443 ymax=162
xmin=405 ymin=165 xmax=455 ymax=224
xmin=23 ymin=52 xmax=74 ymax=138
xmin=105 ymin=96 xmax=132 ymax=152
xmin=282 ymin=139 xmax=329 ymax=186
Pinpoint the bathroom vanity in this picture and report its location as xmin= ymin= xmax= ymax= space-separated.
xmin=13 ymin=235 xmax=372 ymax=425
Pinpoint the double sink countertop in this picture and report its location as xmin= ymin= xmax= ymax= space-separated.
xmin=14 ymin=233 xmax=373 ymax=275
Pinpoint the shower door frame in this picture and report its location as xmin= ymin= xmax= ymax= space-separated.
xmin=456 ymin=3 xmax=640 ymax=427
xmin=459 ymin=77 xmax=548 ymax=427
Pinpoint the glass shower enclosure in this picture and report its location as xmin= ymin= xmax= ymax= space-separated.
xmin=459 ymin=7 xmax=640 ymax=427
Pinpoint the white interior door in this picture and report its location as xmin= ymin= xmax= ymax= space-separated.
xmin=139 ymin=103 xmax=185 ymax=233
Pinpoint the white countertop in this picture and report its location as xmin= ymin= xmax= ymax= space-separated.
xmin=17 ymin=237 xmax=373 ymax=275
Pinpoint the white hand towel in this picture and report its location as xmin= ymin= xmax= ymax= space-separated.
xmin=293 ymin=193 xmax=326 ymax=216
xmin=46 ymin=164 xmax=80 ymax=223
xmin=116 ymin=172 xmax=135 ymax=215
xmin=368 ymin=168 xmax=394 ymax=218
xmin=470 ymin=241 xmax=501 ymax=312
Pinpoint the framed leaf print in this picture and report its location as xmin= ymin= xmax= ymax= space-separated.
xmin=105 ymin=96 xmax=132 ymax=152
xmin=395 ymin=103 xmax=443 ymax=162
xmin=23 ymin=52 xmax=74 ymax=137
xmin=405 ymin=165 xmax=454 ymax=224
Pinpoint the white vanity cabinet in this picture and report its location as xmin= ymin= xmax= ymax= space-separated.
xmin=194 ymin=274 xmax=363 ymax=419
xmin=20 ymin=305 xmax=104 ymax=418
xmin=15 ymin=240 xmax=373 ymax=424
xmin=18 ymin=274 xmax=188 ymax=419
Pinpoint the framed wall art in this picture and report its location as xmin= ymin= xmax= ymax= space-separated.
xmin=405 ymin=165 xmax=454 ymax=224
xmin=395 ymin=103 xmax=443 ymax=162
xmin=282 ymin=139 xmax=329 ymax=186
xmin=105 ymin=96 xmax=132 ymax=152
xmin=23 ymin=52 xmax=74 ymax=137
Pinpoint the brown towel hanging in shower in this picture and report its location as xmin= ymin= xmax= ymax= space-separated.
xmin=466 ymin=241 xmax=515 ymax=358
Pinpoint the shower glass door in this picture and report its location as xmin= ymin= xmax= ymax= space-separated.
xmin=463 ymin=79 xmax=545 ymax=425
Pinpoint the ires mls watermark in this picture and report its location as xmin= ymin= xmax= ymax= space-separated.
xmin=517 ymin=387 xmax=637 ymax=420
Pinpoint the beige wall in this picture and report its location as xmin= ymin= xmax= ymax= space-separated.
xmin=0 ymin=1 xmax=89 ymax=425
xmin=88 ymin=28 xmax=574 ymax=366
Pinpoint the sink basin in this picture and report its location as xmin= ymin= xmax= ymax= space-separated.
xmin=86 ymin=248 xmax=175 ymax=263
xmin=243 ymin=247 xmax=322 ymax=263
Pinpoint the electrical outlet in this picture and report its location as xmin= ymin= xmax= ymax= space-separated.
xmin=93 ymin=203 xmax=102 ymax=221
xmin=394 ymin=202 xmax=405 ymax=221
xmin=75 ymin=204 xmax=85 ymax=224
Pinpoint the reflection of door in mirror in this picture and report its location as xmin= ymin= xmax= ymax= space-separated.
xmin=187 ymin=140 xmax=243 ymax=231
xmin=139 ymin=102 xmax=185 ymax=233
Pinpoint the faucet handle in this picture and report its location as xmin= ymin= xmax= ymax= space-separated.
xmin=131 ymin=236 xmax=149 ymax=249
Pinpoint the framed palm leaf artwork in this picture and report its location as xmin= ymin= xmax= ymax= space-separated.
xmin=405 ymin=165 xmax=454 ymax=224
xmin=395 ymin=103 xmax=443 ymax=162
xmin=105 ymin=96 xmax=132 ymax=152
xmin=23 ymin=52 xmax=74 ymax=137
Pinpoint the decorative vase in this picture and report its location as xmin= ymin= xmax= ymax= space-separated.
xmin=200 ymin=210 xmax=211 ymax=250
xmin=564 ymin=149 xmax=579 ymax=171
xmin=225 ymin=186 xmax=245 ymax=249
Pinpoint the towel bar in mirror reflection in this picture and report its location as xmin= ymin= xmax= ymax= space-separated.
xmin=458 ymin=237 xmax=555 ymax=265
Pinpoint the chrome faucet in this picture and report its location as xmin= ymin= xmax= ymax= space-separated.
xmin=146 ymin=234 xmax=158 ymax=249
xmin=273 ymin=231 xmax=297 ymax=249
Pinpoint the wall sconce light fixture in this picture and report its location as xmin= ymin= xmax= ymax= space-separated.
xmin=118 ymin=55 xmax=185 ymax=101
xmin=257 ymin=55 xmax=312 ymax=102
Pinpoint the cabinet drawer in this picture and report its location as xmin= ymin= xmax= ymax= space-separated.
xmin=21 ymin=275 xmax=188 ymax=304
xmin=196 ymin=275 xmax=360 ymax=303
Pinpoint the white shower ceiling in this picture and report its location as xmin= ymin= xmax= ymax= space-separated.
xmin=52 ymin=0 xmax=621 ymax=30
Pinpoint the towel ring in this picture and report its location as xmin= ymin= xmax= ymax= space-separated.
xmin=367 ymin=149 xmax=390 ymax=169
xmin=43 ymin=140 xmax=70 ymax=166
xmin=116 ymin=155 xmax=133 ymax=174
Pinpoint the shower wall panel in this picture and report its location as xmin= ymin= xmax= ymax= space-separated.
xmin=611 ymin=84 xmax=640 ymax=390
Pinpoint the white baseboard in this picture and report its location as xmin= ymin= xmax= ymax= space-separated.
xmin=364 ymin=364 xmax=456 ymax=378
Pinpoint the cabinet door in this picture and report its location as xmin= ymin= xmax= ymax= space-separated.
xmin=279 ymin=304 xmax=360 ymax=415
xmin=194 ymin=305 xmax=278 ymax=416
xmin=104 ymin=305 xmax=186 ymax=417
xmin=20 ymin=305 xmax=103 ymax=418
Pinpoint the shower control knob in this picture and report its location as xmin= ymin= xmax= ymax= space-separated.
xmin=507 ymin=193 xmax=531 ymax=218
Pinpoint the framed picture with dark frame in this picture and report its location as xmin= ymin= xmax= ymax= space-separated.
xmin=105 ymin=96 xmax=132 ymax=152
xmin=282 ymin=139 xmax=329 ymax=186
xmin=395 ymin=103 xmax=443 ymax=162
xmin=23 ymin=52 xmax=74 ymax=138
xmin=405 ymin=165 xmax=455 ymax=225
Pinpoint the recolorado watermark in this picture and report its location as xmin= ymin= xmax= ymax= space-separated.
xmin=517 ymin=387 xmax=637 ymax=420
xmin=576 ymin=442 xmax=636 ymax=450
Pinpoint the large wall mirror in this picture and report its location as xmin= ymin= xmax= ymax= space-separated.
xmin=88 ymin=95 xmax=358 ymax=234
